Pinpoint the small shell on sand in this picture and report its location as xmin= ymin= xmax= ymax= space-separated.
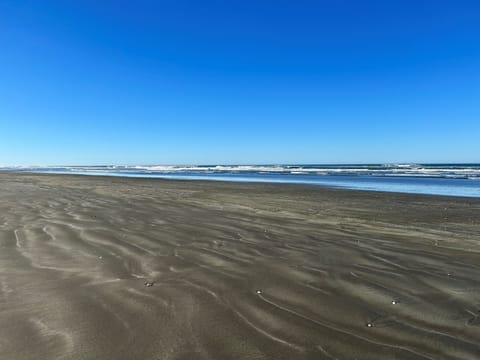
xmin=144 ymin=281 xmax=154 ymax=287
xmin=256 ymin=290 xmax=262 ymax=294
xmin=366 ymin=323 xmax=373 ymax=327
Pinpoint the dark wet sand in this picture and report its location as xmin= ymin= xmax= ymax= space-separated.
xmin=1 ymin=173 xmax=479 ymax=360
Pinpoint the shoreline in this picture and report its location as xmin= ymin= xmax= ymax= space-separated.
xmin=4 ymin=170 xmax=480 ymax=200
xmin=1 ymin=173 xmax=479 ymax=359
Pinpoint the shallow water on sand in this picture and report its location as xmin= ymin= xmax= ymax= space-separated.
xmin=3 ymin=163 xmax=480 ymax=197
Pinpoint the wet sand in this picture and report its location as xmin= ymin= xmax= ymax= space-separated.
xmin=1 ymin=173 xmax=479 ymax=360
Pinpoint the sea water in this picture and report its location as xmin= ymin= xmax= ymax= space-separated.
xmin=2 ymin=164 xmax=480 ymax=198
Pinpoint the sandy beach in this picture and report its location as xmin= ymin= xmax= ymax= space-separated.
xmin=0 ymin=173 xmax=479 ymax=360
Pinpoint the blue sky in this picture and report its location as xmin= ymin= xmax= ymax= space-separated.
xmin=1 ymin=0 xmax=479 ymax=165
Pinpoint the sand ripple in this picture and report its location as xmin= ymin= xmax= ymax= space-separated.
xmin=0 ymin=174 xmax=479 ymax=359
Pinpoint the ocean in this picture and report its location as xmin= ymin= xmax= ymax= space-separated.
xmin=2 ymin=163 xmax=480 ymax=198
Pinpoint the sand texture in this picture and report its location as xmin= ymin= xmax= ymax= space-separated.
xmin=1 ymin=173 xmax=479 ymax=360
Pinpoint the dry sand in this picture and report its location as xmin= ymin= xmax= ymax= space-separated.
xmin=0 ymin=173 xmax=479 ymax=360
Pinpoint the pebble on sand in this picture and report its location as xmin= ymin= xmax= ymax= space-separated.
xmin=256 ymin=290 xmax=262 ymax=294
xmin=144 ymin=281 xmax=154 ymax=287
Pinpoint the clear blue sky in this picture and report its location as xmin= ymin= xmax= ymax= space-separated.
xmin=1 ymin=0 xmax=479 ymax=165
